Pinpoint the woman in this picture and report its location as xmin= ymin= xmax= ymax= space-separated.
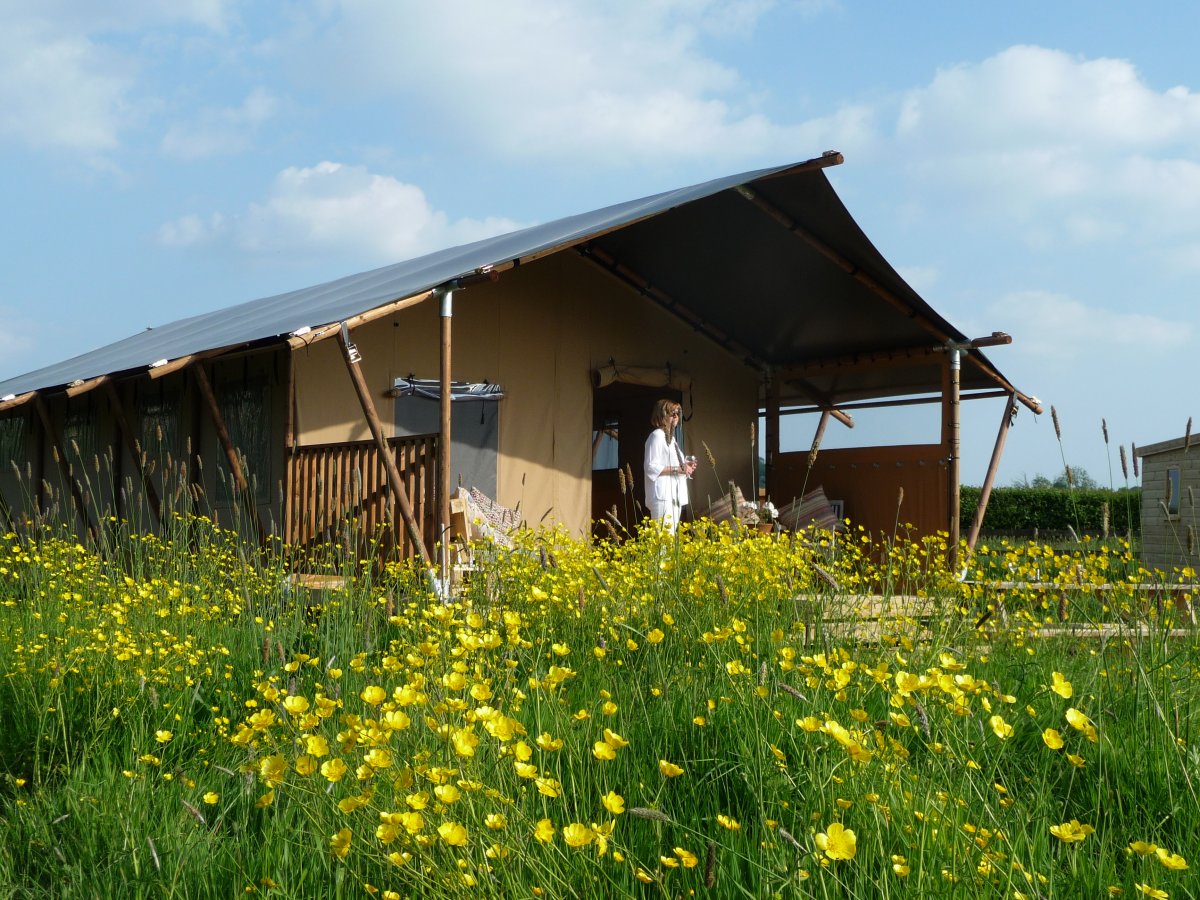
xmin=643 ymin=399 xmax=697 ymax=532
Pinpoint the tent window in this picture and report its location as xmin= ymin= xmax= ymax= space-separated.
xmin=62 ymin=402 xmax=96 ymax=477
xmin=592 ymin=417 xmax=619 ymax=471
xmin=1167 ymin=466 xmax=1181 ymax=518
xmin=139 ymin=390 xmax=181 ymax=464
xmin=217 ymin=382 xmax=272 ymax=504
xmin=393 ymin=378 xmax=501 ymax=498
xmin=0 ymin=414 xmax=24 ymax=461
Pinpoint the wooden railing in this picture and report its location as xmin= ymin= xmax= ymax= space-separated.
xmin=285 ymin=434 xmax=438 ymax=561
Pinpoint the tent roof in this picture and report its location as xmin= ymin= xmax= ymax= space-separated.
xmin=0 ymin=154 xmax=1031 ymax=410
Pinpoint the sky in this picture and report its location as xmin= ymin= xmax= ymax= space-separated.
xmin=2 ymin=0 xmax=1198 ymax=490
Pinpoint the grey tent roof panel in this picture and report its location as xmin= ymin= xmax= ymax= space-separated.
xmin=0 ymin=156 xmax=1019 ymax=406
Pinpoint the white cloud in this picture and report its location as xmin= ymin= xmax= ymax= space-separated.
xmin=161 ymin=87 xmax=279 ymax=159
xmin=892 ymin=46 xmax=1200 ymax=248
xmin=0 ymin=21 xmax=132 ymax=151
xmin=0 ymin=2 xmax=236 ymax=153
xmin=991 ymin=290 xmax=1191 ymax=361
xmin=288 ymin=0 xmax=861 ymax=165
xmin=159 ymin=161 xmax=523 ymax=261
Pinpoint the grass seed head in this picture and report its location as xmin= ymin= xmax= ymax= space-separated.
xmin=629 ymin=807 xmax=673 ymax=824
xmin=1051 ymin=406 xmax=1062 ymax=441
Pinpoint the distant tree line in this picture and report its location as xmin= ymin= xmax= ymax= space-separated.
xmin=961 ymin=468 xmax=1140 ymax=535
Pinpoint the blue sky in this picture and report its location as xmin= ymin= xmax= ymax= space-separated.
xmin=3 ymin=0 xmax=1197 ymax=490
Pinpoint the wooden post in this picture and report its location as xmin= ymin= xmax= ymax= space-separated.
xmin=336 ymin=324 xmax=432 ymax=566
xmin=765 ymin=373 xmax=780 ymax=500
xmin=439 ymin=289 xmax=454 ymax=584
xmin=33 ymin=395 xmax=98 ymax=542
xmin=190 ymin=363 xmax=268 ymax=544
xmin=103 ymin=381 xmax=162 ymax=526
xmin=966 ymin=393 xmax=1017 ymax=552
xmin=284 ymin=347 xmax=296 ymax=546
xmin=944 ymin=345 xmax=964 ymax=569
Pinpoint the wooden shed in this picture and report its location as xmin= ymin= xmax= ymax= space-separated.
xmin=1136 ymin=435 xmax=1200 ymax=574
xmin=0 ymin=153 xmax=1039 ymax=570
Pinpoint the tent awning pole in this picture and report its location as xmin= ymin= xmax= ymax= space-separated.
xmin=966 ymin=393 xmax=1017 ymax=553
xmin=439 ymin=289 xmax=454 ymax=589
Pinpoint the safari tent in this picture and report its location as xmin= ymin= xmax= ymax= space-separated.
xmin=0 ymin=153 xmax=1039 ymax=568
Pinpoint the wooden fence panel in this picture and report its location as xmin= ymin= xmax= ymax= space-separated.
xmin=285 ymin=434 xmax=438 ymax=561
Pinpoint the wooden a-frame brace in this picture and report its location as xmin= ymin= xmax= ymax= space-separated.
xmin=336 ymin=325 xmax=432 ymax=567
xmin=189 ymin=362 xmax=269 ymax=545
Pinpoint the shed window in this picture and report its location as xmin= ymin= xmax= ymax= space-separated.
xmin=1167 ymin=466 xmax=1181 ymax=518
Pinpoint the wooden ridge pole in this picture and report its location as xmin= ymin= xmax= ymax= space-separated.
xmin=103 ymin=381 xmax=162 ymax=526
xmin=735 ymin=184 xmax=1040 ymax=415
xmin=336 ymin=324 xmax=432 ymax=566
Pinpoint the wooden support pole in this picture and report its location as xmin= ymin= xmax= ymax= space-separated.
xmin=33 ymin=395 xmax=98 ymax=542
xmin=439 ymin=290 xmax=454 ymax=584
xmin=781 ymin=374 xmax=854 ymax=428
xmin=966 ymin=393 xmax=1017 ymax=553
xmin=808 ymin=410 xmax=832 ymax=471
xmin=103 ymin=381 xmax=162 ymax=526
xmin=944 ymin=346 xmax=963 ymax=570
xmin=765 ymin=374 xmax=780 ymax=500
xmin=190 ymin=363 xmax=268 ymax=545
xmin=336 ymin=325 xmax=432 ymax=566
xmin=284 ymin=346 xmax=296 ymax=547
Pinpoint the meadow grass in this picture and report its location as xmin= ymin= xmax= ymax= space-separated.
xmin=1 ymin=517 xmax=1198 ymax=899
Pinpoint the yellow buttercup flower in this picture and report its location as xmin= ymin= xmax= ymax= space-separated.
xmin=1042 ymin=728 xmax=1064 ymax=750
xmin=602 ymin=791 xmax=625 ymax=815
xmin=1050 ymin=672 xmax=1073 ymax=698
xmin=1154 ymin=847 xmax=1188 ymax=870
xmin=592 ymin=741 xmax=616 ymax=761
xmin=716 ymin=814 xmax=740 ymax=831
xmin=815 ymin=822 xmax=857 ymax=861
xmin=533 ymin=818 xmax=555 ymax=843
xmin=438 ymin=822 xmax=468 ymax=847
xmin=1050 ymin=820 xmax=1094 ymax=843
xmin=359 ymin=685 xmax=386 ymax=706
xmin=675 ymin=847 xmax=698 ymax=868
xmin=659 ymin=760 xmax=684 ymax=778
xmin=330 ymin=827 xmax=352 ymax=859
xmin=562 ymin=823 xmax=593 ymax=848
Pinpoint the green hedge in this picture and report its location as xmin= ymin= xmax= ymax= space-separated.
xmin=961 ymin=485 xmax=1141 ymax=535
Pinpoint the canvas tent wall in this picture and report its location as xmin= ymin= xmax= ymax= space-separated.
xmin=0 ymin=152 xmax=1039 ymax=561
xmin=288 ymin=253 xmax=759 ymax=539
